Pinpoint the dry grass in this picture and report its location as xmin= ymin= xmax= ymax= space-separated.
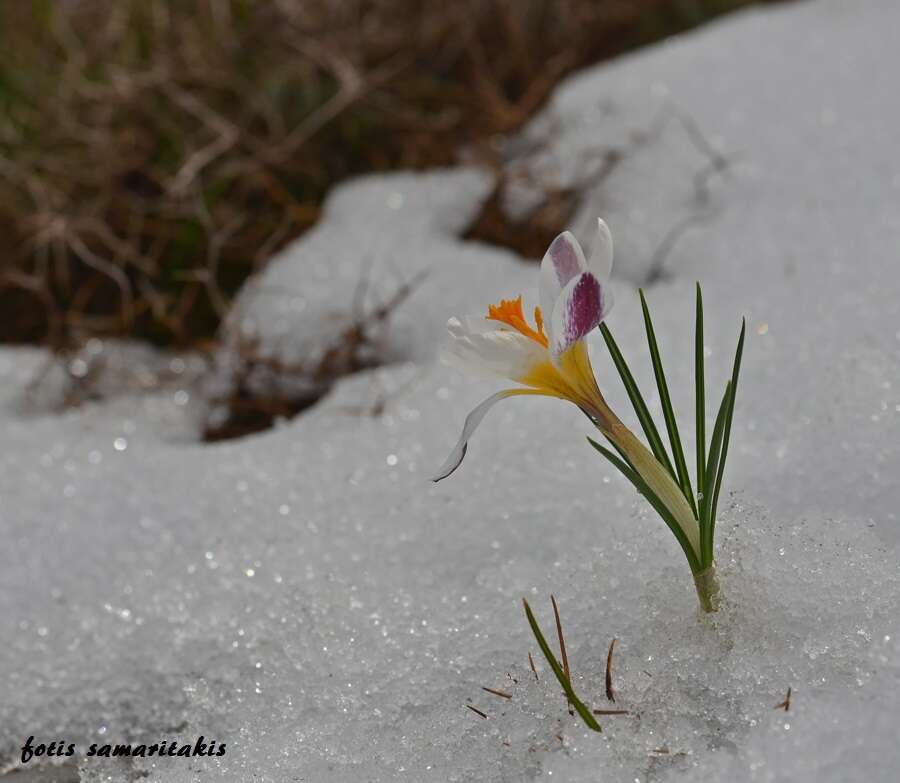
xmin=0 ymin=0 xmax=775 ymax=349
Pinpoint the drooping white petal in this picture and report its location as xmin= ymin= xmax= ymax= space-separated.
xmin=432 ymin=389 xmax=542 ymax=482
xmin=442 ymin=319 xmax=546 ymax=380
xmin=549 ymin=271 xmax=611 ymax=358
xmin=539 ymin=231 xmax=587 ymax=325
xmin=588 ymin=218 xmax=614 ymax=282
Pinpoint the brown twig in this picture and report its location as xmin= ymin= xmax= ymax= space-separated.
xmin=481 ymin=686 xmax=512 ymax=700
xmin=550 ymin=594 xmax=574 ymax=717
xmin=466 ymin=704 xmax=488 ymax=719
xmin=774 ymin=687 xmax=792 ymax=712
xmin=605 ymin=638 xmax=617 ymax=703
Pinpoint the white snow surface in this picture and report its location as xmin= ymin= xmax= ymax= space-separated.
xmin=3 ymin=0 xmax=900 ymax=781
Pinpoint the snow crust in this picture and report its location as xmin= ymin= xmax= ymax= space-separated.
xmin=2 ymin=0 xmax=900 ymax=780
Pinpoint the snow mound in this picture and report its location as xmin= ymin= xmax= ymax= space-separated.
xmin=221 ymin=168 xmax=497 ymax=370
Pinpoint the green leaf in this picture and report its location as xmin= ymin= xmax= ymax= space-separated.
xmin=639 ymin=290 xmax=697 ymax=518
xmin=709 ymin=318 xmax=746 ymax=534
xmin=700 ymin=382 xmax=730 ymax=565
xmin=599 ymin=322 xmax=677 ymax=482
xmin=588 ymin=437 xmax=701 ymax=573
xmin=523 ymin=598 xmax=602 ymax=733
xmin=695 ymin=283 xmax=706 ymax=511
xmin=587 ymin=436 xmax=639 ymax=483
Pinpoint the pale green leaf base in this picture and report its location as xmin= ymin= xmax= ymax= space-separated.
xmin=693 ymin=563 xmax=721 ymax=613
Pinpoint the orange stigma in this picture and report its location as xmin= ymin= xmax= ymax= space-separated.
xmin=486 ymin=296 xmax=548 ymax=347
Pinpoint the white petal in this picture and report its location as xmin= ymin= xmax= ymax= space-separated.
xmin=588 ymin=218 xmax=614 ymax=282
xmin=539 ymin=231 xmax=587 ymax=325
xmin=599 ymin=283 xmax=614 ymax=320
xmin=432 ymin=389 xmax=541 ymax=482
xmin=549 ymin=272 xmax=610 ymax=358
xmin=442 ymin=326 xmax=545 ymax=380
xmin=454 ymin=314 xmax=515 ymax=335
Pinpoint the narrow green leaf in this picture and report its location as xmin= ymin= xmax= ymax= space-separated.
xmin=709 ymin=318 xmax=746 ymax=534
xmin=599 ymin=322 xmax=677 ymax=482
xmin=639 ymin=290 xmax=697 ymax=518
xmin=587 ymin=436 xmax=639 ymax=483
xmin=695 ymin=283 xmax=706 ymax=509
xmin=700 ymin=383 xmax=730 ymax=565
xmin=523 ymin=599 xmax=602 ymax=733
xmin=588 ymin=437 xmax=701 ymax=573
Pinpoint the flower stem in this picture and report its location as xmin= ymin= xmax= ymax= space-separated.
xmin=693 ymin=563 xmax=720 ymax=613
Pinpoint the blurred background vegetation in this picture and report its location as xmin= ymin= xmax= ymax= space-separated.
xmin=0 ymin=0 xmax=775 ymax=350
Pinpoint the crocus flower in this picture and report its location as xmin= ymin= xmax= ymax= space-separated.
xmin=433 ymin=219 xmax=701 ymax=561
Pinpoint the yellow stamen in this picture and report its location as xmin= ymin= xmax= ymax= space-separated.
xmin=487 ymin=296 xmax=548 ymax=348
xmin=534 ymin=305 xmax=545 ymax=338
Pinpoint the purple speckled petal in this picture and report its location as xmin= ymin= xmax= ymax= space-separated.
xmin=539 ymin=231 xmax=587 ymax=323
xmin=547 ymin=231 xmax=584 ymax=285
xmin=550 ymin=272 xmax=609 ymax=357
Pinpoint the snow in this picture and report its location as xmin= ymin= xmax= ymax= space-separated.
xmin=220 ymin=168 xmax=498 ymax=368
xmin=3 ymin=0 xmax=900 ymax=780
